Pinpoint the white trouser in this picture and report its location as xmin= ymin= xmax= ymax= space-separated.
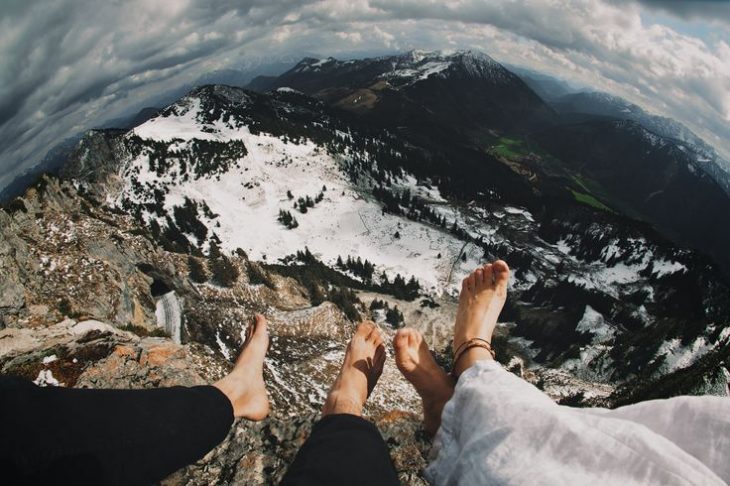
xmin=426 ymin=360 xmax=729 ymax=485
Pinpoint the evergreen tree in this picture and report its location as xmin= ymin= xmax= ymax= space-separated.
xmin=188 ymin=255 xmax=207 ymax=283
xmin=210 ymin=255 xmax=239 ymax=287
xmin=278 ymin=209 xmax=298 ymax=229
xmin=246 ymin=262 xmax=275 ymax=288
xmin=328 ymin=287 xmax=361 ymax=322
xmin=385 ymin=305 xmax=404 ymax=328
xmin=208 ymin=240 xmax=222 ymax=260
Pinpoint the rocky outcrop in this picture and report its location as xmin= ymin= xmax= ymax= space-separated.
xmin=0 ymin=177 xmax=432 ymax=484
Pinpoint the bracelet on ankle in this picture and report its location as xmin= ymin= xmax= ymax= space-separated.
xmin=451 ymin=338 xmax=495 ymax=377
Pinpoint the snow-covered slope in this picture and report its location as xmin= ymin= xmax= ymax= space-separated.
xmin=115 ymin=86 xmax=476 ymax=294
xmin=63 ymin=81 xmax=729 ymax=402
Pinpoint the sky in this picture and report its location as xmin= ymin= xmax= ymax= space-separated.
xmin=1 ymin=0 xmax=729 ymax=191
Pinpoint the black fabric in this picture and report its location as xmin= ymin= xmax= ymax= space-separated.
xmin=281 ymin=413 xmax=400 ymax=486
xmin=0 ymin=376 xmax=234 ymax=485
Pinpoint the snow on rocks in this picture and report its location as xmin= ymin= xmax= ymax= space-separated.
xmin=71 ymin=319 xmax=119 ymax=336
xmin=576 ymin=305 xmax=616 ymax=343
xmin=655 ymin=337 xmax=714 ymax=374
xmin=34 ymin=369 xmax=63 ymax=387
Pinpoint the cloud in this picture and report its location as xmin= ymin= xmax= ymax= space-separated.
xmin=1 ymin=0 xmax=729 ymax=190
xmin=634 ymin=0 xmax=730 ymax=24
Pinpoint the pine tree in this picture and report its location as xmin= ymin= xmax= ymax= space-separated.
xmin=386 ymin=305 xmax=404 ymax=328
xmin=246 ymin=262 xmax=275 ymax=288
xmin=188 ymin=255 xmax=207 ymax=283
xmin=210 ymin=255 xmax=239 ymax=287
xmin=208 ymin=240 xmax=222 ymax=260
xmin=278 ymin=209 xmax=298 ymax=229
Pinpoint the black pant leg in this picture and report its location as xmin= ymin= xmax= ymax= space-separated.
xmin=281 ymin=413 xmax=400 ymax=486
xmin=0 ymin=376 xmax=234 ymax=485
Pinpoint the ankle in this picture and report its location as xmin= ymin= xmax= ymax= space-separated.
xmin=323 ymin=391 xmax=363 ymax=416
xmin=453 ymin=347 xmax=493 ymax=377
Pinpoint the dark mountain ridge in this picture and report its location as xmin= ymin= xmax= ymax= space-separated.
xmin=248 ymin=50 xmax=730 ymax=275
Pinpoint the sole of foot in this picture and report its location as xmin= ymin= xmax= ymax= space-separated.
xmin=394 ymin=328 xmax=454 ymax=435
xmin=322 ymin=321 xmax=386 ymax=417
xmin=452 ymin=260 xmax=510 ymax=377
xmin=213 ymin=313 xmax=270 ymax=420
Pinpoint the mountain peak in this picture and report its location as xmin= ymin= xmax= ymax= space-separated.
xmin=377 ymin=49 xmax=506 ymax=86
xmin=292 ymin=56 xmax=339 ymax=73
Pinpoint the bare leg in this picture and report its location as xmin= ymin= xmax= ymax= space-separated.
xmin=213 ymin=313 xmax=270 ymax=420
xmin=394 ymin=328 xmax=454 ymax=434
xmin=322 ymin=321 xmax=386 ymax=417
xmin=452 ymin=260 xmax=510 ymax=376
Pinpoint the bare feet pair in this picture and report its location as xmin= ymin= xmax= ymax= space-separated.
xmin=213 ymin=260 xmax=510 ymax=436
xmin=322 ymin=260 xmax=510 ymax=434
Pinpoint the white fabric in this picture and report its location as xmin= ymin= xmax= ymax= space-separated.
xmin=426 ymin=360 xmax=730 ymax=486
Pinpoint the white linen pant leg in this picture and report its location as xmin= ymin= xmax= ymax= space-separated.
xmin=425 ymin=360 xmax=726 ymax=486
xmin=577 ymin=395 xmax=730 ymax=481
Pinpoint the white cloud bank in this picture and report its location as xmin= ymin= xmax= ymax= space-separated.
xmin=1 ymin=0 xmax=729 ymax=190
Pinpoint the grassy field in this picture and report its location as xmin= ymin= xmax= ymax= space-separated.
xmin=490 ymin=136 xmax=617 ymax=214
xmin=490 ymin=136 xmax=531 ymax=159
xmin=569 ymin=188 xmax=614 ymax=212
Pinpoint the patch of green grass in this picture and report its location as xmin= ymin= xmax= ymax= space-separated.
xmin=569 ymin=189 xmax=614 ymax=212
xmin=572 ymin=174 xmax=593 ymax=193
xmin=490 ymin=136 xmax=529 ymax=159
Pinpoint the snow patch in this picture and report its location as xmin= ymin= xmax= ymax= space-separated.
xmin=576 ymin=305 xmax=615 ymax=342
xmin=655 ymin=336 xmax=713 ymax=373
xmin=72 ymin=320 xmax=118 ymax=335
xmin=34 ymin=369 xmax=63 ymax=387
xmin=216 ymin=332 xmax=232 ymax=360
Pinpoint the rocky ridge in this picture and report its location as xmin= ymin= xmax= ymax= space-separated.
xmin=0 ymin=177 xmax=439 ymax=483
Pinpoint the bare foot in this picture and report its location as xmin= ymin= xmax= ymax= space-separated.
xmin=213 ymin=314 xmax=270 ymax=420
xmin=322 ymin=322 xmax=386 ymax=417
xmin=452 ymin=260 xmax=510 ymax=376
xmin=394 ymin=328 xmax=454 ymax=434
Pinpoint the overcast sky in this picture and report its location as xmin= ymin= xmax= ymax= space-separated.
xmin=1 ymin=0 xmax=729 ymax=191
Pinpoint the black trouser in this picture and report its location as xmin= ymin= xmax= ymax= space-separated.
xmin=281 ymin=413 xmax=400 ymax=485
xmin=1 ymin=377 xmax=400 ymax=485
